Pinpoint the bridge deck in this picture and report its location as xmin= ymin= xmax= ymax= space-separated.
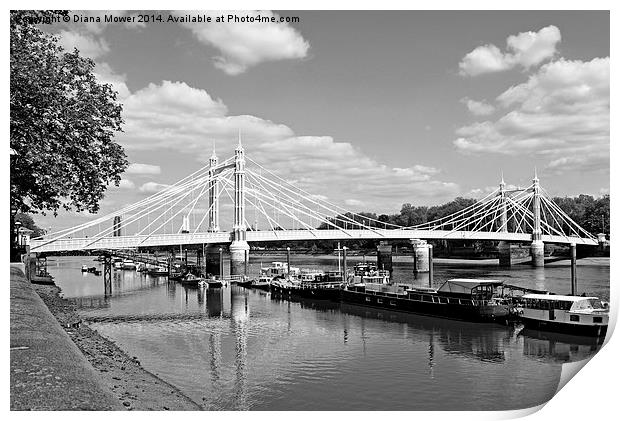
xmin=30 ymin=229 xmax=598 ymax=252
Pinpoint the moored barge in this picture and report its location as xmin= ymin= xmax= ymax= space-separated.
xmin=341 ymin=279 xmax=510 ymax=323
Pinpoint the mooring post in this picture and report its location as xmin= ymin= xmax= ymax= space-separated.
xmin=219 ymin=247 xmax=224 ymax=280
xmin=570 ymin=243 xmax=577 ymax=295
xmin=286 ymin=247 xmax=291 ymax=277
xmin=103 ymin=254 xmax=112 ymax=296
xmin=245 ymin=249 xmax=248 ymax=276
xmin=343 ymin=246 xmax=348 ymax=282
xmin=428 ymin=244 xmax=434 ymax=288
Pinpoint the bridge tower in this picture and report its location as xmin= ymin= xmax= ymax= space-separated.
xmin=208 ymin=146 xmax=219 ymax=232
xmin=497 ymin=174 xmax=512 ymax=266
xmin=530 ymin=170 xmax=545 ymax=267
xmin=229 ymin=135 xmax=250 ymax=275
xmin=204 ymin=146 xmax=222 ymax=276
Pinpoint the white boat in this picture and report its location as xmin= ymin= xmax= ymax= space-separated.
xmin=121 ymin=259 xmax=137 ymax=270
xmin=519 ymin=294 xmax=609 ymax=337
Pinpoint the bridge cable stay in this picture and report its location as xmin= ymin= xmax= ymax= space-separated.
xmin=83 ymin=169 xmax=225 ymax=248
xmin=244 ymin=166 xmax=388 ymax=235
xmin=40 ymin=156 xmax=233 ymax=240
xmin=243 ymin=172 xmax=346 ymax=231
xmin=246 ymin=156 xmax=404 ymax=230
xmin=32 ymin=158 xmax=233 ymax=249
xmin=242 ymin=171 xmax=363 ymax=236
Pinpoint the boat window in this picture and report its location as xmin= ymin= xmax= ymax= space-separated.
xmin=410 ymin=293 xmax=421 ymax=301
xmin=390 ymin=300 xmax=396 ymax=306
xmin=593 ymin=316 xmax=603 ymax=323
xmin=570 ymin=315 xmax=580 ymax=322
xmin=422 ymin=295 xmax=432 ymax=302
xmin=365 ymin=297 xmax=371 ymax=302
xmin=377 ymin=298 xmax=383 ymax=304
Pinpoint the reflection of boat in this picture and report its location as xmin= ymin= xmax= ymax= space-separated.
xmin=341 ymin=279 xmax=510 ymax=323
xmin=519 ymin=294 xmax=608 ymax=336
xmin=340 ymin=303 xmax=509 ymax=363
xmin=520 ymin=328 xmax=603 ymax=363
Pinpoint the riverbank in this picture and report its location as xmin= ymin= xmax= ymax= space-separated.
xmin=10 ymin=265 xmax=120 ymax=410
xmin=32 ymin=282 xmax=203 ymax=410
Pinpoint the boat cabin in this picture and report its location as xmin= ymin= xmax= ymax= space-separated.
xmin=437 ymin=279 xmax=504 ymax=300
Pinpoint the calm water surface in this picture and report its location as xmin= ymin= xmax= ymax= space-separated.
xmin=47 ymin=254 xmax=609 ymax=410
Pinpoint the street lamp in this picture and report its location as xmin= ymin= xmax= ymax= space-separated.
xmin=10 ymin=205 xmax=18 ymax=262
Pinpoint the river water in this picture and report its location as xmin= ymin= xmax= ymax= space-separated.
xmin=46 ymin=254 xmax=609 ymax=410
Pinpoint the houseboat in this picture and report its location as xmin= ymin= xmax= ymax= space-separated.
xmin=518 ymin=294 xmax=608 ymax=337
xmin=341 ymin=278 xmax=510 ymax=323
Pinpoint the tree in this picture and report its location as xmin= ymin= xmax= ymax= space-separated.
xmin=15 ymin=213 xmax=45 ymax=237
xmin=10 ymin=10 xmax=127 ymax=215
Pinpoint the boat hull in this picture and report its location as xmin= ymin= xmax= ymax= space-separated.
xmin=341 ymin=289 xmax=509 ymax=323
xmin=521 ymin=317 xmax=608 ymax=337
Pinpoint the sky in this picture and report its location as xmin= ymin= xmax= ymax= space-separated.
xmin=34 ymin=10 xmax=610 ymax=233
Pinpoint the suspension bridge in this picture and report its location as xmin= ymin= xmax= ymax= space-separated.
xmin=29 ymin=138 xmax=599 ymax=274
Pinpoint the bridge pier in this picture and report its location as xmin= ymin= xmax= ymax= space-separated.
xmin=410 ymin=239 xmax=430 ymax=273
xmin=230 ymin=241 xmax=250 ymax=276
xmin=530 ymin=240 xmax=545 ymax=267
xmin=376 ymin=241 xmax=393 ymax=275
xmin=498 ymin=241 xmax=512 ymax=267
xmin=204 ymin=245 xmax=222 ymax=276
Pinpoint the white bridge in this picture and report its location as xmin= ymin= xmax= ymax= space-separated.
xmin=30 ymin=138 xmax=599 ymax=262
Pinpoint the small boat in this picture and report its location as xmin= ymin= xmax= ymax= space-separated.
xmin=250 ymin=275 xmax=272 ymax=291
xmin=207 ymin=279 xmax=223 ymax=288
xmin=180 ymin=273 xmax=205 ymax=286
xmin=81 ymin=265 xmax=89 ymax=272
xmin=168 ymin=271 xmax=186 ymax=281
xmin=235 ymin=276 xmax=253 ymax=288
xmin=518 ymin=294 xmax=609 ymax=337
xmin=121 ymin=259 xmax=137 ymax=270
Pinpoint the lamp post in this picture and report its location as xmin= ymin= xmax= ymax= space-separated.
xmin=10 ymin=205 xmax=18 ymax=262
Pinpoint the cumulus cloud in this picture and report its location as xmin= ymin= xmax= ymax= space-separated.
xmin=174 ymin=10 xmax=310 ymax=75
xmin=116 ymin=80 xmax=459 ymax=211
xmin=139 ymin=182 xmax=170 ymax=193
xmin=454 ymin=57 xmax=609 ymax=174
xmin=461 ymin=97 xmax=495 ymax=116
xmin=117 ymin=179 xmax=135 ymax=189
xmin=58 ymin=30 xmax=109 ymax=59
xmin=126 ymin=163 xmax=162 ymax=175
xmin=459 ymin=25 xmax=561 ymax=76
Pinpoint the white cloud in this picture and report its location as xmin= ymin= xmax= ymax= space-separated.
xmin=174 ymin=10 xmax=310 ymax=75
xmin=139 ymin=182 xmax=170 ymax=193
xmin=344 ymin=199 xmax=364 ymax=207
xmin=459 ymin=25 xmax=561 ymax=76
xmin=116 ymin=81 xmax=459 ymax=211
xmin=461 ymin=97 xmax=495 ymax=116
xmin=117 ymin=179 xmax=135 ymax=189
xmin=94 ymin=62 xmax=131 ymax=99
xmin=58 ymin=30 xmax=109 ymax=59
xmin=454 ymin=57 xmax=609 ymax=174
xmin=126 ymin=163 xmax=162 ymax=175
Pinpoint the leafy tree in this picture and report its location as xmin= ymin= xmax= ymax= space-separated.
xmin=15 ymin=213 xmax=45 ymax=237
xmin=10 ymin=10 xmax=127 ymax=215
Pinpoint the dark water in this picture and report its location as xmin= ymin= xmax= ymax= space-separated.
xmin=46 ymin=254 xmax=609 ymax=410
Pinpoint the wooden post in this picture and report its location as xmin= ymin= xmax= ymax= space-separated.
xmin=428 ymin=244 xmax=434 ymax=288
xmin=570 ymin=243 xmax=577 ymax=295
xmin=286 ymin=247 xmax=291 ymax=277
xmin=245 ymin=249 xmax=248 ymax=276
xmin=103 ymin=254 xmax=112 ymax=296
xmin=219 ymin=247 xmax=224 ymax=280
xmin=343 ymin=246 xmax=348 ymax=282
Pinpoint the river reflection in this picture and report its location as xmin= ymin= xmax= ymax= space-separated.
xmin=47 ymin=255 xmax=608 ymax=411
